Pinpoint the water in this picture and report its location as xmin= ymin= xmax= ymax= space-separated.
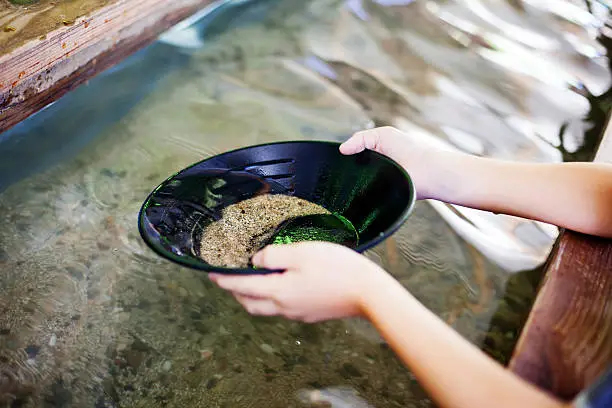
xmin=0 ymin=0 xmax=610 ymax=407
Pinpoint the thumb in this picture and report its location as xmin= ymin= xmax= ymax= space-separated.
xmin=340 ymin=127 xmax=399 ymax=157
xmin=252 ymin=244 xmax=299 ymax=270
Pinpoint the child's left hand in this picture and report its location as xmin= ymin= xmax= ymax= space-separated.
xmin=208 ymin=242 xmax=390 ymax=323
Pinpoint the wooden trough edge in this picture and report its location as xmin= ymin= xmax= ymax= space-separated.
xmin=509 ymin=113 xmax=612 ymax=401
xmin=0 ymin=0 xmax=216 ymax=134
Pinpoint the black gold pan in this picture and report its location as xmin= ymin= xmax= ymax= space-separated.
xmin=137 ymin=140 xmax=416 ymax=275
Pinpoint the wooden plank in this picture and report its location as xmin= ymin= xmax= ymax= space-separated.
xmin=0 ymin=0 xmax=215 ymax=133
xmin=509 ymin=116 xmax=612 ymax=400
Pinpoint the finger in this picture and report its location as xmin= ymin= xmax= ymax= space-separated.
xmin=252 ymin=244 xmax=299 ymax=270
xmin=212 ymin=274 xmax=280 ymax=298
xmin=233 ymin=294 xmax=280 ymax=316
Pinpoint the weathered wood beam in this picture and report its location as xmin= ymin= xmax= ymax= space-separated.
xmin=509 ymin=115 xmax=612 ymax=400
xmin=0 ymin=0 xmax=215 ymax=133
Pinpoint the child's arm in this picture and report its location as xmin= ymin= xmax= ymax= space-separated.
xmin=363 ymin=272 xmax=569 ymax=408
xmin=209 ymin=242 xmax=570 ymax=408
xmin=341 ymin=127 xmax=612 ymax=238
xmin=423 ymin=154 xmax=612 ymax=238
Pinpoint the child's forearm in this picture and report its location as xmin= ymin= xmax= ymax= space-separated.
xmin=359 ymin=275 xmax=567 ymax=408
xmin=428 ymin=152 xmax=612 ymax=238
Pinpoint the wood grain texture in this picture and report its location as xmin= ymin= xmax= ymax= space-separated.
xmin=0 ymin=0 xmax=214 ymax=133
xmin=509 ymin=115 xmax=612 ymax=400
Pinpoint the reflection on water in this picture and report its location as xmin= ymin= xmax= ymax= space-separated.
xmin=0 ymin=0 xmax=609 ymax=406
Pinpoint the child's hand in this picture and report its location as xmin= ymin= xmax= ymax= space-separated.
xmin=340 ymin=126 xmax=457 ymax=200
xmin=208 ymin=242 xmax=390 ymax=323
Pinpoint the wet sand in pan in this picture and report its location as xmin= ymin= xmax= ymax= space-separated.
xmin=199 ymin=194 xmax=330 ymax=268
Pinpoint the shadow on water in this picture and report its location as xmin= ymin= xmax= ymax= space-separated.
xmin=481 ymin=265 xmax=544 ymax=364
xmin=0 ymin=0 xmax=611 ymax=407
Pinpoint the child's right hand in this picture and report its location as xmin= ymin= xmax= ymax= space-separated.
xmin=209 ymin=241 xmax=393 ymax=323
xmin=339 ymin=126 xmax=458 ymax=200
